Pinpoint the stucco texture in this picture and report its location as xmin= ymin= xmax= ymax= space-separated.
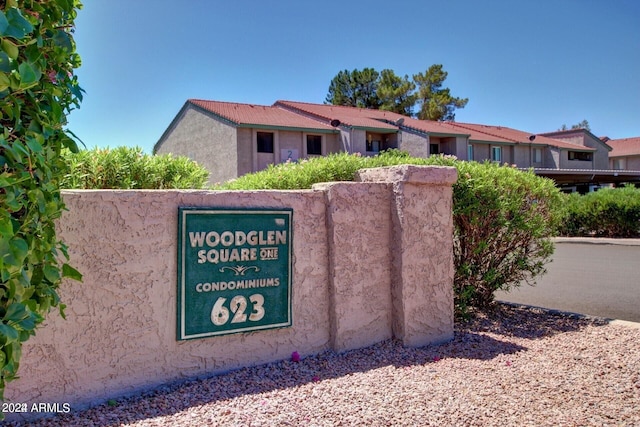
xmin=357 ymin=165 xmax=457 ymax=346
xmin=6 ymin=165 xmax=457 ymax=418
xmin=314 ymin=182 xmax=394 ymax=352
xmin=7 ymin=190 xmax=330 ymax=412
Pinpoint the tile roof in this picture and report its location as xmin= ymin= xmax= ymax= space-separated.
xmin=189 ymin=99 xmax=335 ymax=131
xmin=447 ymin=122 xmax=595 ymax=150
xmin=392 ymin=116 xmax=471 ymax=136
xmin=188 ymin=99 xmax=598 ymax=151
xmin=276 ymin=100 xmax=475 ymax=136
xmin=276 ymin=101 xmax=593 ymax=149
xmin=607 ymin=137 xmax=640 ymax=157
xmin=274 ymin=100 xmax=401 ymax=131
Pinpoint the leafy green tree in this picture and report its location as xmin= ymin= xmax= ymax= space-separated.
xmin=325 ymin=68 xmax=381 ymax=109
xmin=0 ymin=0 xmax=83 ymax=405
xmin=413 ymin=64 xmax=468 ymax=121
xmin=326 ymin=65 xmax=468 ymax=120
xmin=559 ymin=119 xmax=591 ymax=131
xmin=325 ymin=69 xmax=357 ymax=106
xmin=377 ymin=69 xmax=416 ymax=116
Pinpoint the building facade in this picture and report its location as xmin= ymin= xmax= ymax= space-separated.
xmin=607 ymin=137 xmax=640 ymax=171
xmin=155 ymin=99 xmax=634 ymax=188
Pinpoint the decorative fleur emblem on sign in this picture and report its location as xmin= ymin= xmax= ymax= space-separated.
xmin=219 ymin=265 xmax=260 ymax=276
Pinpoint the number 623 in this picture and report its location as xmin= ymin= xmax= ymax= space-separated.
xmin=210 ymin=294 xmax=265 ymax=326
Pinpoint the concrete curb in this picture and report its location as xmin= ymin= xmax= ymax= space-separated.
xmin=553 ymin=237 xmax=640 ymax=246
xmin=608 ymin=319 xmax=640 ymax=329
xmin=498 ymin=301 xmax=640 ymax=329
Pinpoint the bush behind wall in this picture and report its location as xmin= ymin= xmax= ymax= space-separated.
xmin=61 ymin=146 xmax=209 ymax=189
xmin=220 ymin=150 xmax=564 ymax=317
xmin=559 ymin=186 xmax=640 ymax=238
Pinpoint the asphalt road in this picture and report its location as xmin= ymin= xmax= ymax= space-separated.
xmin=496 ymin=239 xmax=640 ymax=323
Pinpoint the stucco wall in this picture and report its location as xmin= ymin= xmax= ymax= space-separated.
xmin=399 ymin=130 xmax=429 ymax=158
xmin=624 ymin=156 xmax=640 ymax=170
xmin=236 ymin=128 xmax=253 ymax=178
xmin=513 ymin=145 xmax=531 ymax=166
xmin=472 ymin=143 xmax=490 ymax=162
xmin=351 ymin=129 xmax=367 ymax=154
xmin=6 ymin=165 xmax=456 ymax=421
xmin=547 ymin=147 xmax=560 ymax=168
xmin=155 ymin=105 xmax=237 ymax=183
xmin=453 ymin=136 xmax=468 ymax=160
xmin=324 ymin=133 xmax=341 ymax=154
xmin=560 ymin=152 xmax=593 ymax=169
xmin=278 ymin=130 xmax=302 ymax=158
xmin=582 ymin=133 xmax=610 ymax=170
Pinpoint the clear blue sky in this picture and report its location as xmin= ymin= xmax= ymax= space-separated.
xmin=68 ymin=0 xmax=640 ymax=153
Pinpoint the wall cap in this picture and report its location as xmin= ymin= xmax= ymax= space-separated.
xmin=355 ymin=165 xmax=458 ymax=185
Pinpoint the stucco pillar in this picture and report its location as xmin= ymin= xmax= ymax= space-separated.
xmin=312 ymin=182 xmax=394 ymax=352
xmin=356 ymin=165 xmax=457 ymax=347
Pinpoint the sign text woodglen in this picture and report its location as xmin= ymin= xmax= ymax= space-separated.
xmin=177 ymin=208 xmax=292 ymax=340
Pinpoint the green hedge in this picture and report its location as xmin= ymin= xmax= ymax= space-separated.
xmin=61 ymin=146 xmax=209 ymax=189
xmin=218 ymin=150 xmax=428 ymax=190
xmin=220 ymin=150 xmax=563 ymax=317
xmin=559 ymin=186 xmax=640 ymax=238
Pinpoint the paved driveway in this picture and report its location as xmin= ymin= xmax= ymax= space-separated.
xmin=496 ymin=238 xmax=640 ymax=323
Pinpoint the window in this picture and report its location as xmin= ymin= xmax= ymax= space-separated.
xmin=366 ymin=140 xmax=380 ymax=153
xmin=568 ymin=151 xmax=592 ymax=161
xmin=534 ymin=148 xmax=542 ymax=163
xmin=257 ymin=132 xmax=274 ymax=153
xmin=306 ymin=135 xmax=322 ymax=155
xmin=467 ymin=145 xmax=474 ymax=161
xmin=430 ymin=143 xmax=440 ymax=155
xmin=491 ymin=146 xmax=502 ymax=163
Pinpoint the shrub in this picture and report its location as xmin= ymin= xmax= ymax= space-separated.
xmin=61 ymin=146 xmax=209 ymax=189
xmin=448 ymin=161 xmax=562 ymax=314
xmin=559 ymin=186 xmax=640 ymax=237
xmin=219 ymin=151 xmax=563 ymax=317
xmin=0 ymin=0 xmax=83 ymax=405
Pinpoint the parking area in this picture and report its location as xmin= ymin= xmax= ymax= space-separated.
xmin=496 ymin=238 xmax=640 ymax=323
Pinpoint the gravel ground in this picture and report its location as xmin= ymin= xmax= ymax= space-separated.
xmin=7 ymin=303 xmax=640 ymax=427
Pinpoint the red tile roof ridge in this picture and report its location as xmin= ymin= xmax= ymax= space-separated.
xmin=189 ymin=99 xmax=335 ymax=130
xmin=607 ymin=136 xmax=640 ymax=157
xmin=608 ymin=136 xmax=640 ymax=143
xmin=444 ymin=121 xmax=523 ymax=143
xmin=189 ymin=98 xmax=263 ymax=107
xmin=274 ymin=100 xmax=401 ymax=130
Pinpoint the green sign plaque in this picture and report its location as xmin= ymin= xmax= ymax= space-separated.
xmin=177 ymin=207 xmax=292 ymax=340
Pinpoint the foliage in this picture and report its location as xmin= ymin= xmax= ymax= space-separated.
xmin=325 ymin=65 xmax=468 ymax=121
xmin=413 ymin=64 xmax=469 ymax=121
xmin=61 ymin=146 xmax=209 ymax=189
xmin=325 ymin=68 xmax=381 ymax=109
xmin=559 ymin=119 xmax=590 ymax=132
xmin=446 ymin=160 xmax=562 ymax=315
xmin=0 ymin=0 xmax=83 ymax=404
xmin=558 ymin=186 xmax=640 ymax=238
xmin=378 ymin=69 xmax=416 ymax=116
xmin=219 ymin=151 xmax=563 ymax=317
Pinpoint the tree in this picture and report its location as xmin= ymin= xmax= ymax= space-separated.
xmin=0 ymin=0 xmax=83 ymax=405
xmin=413 ymin=64 xmax=468 ymax=121
xmin=560 ymin=119 xmax=591 ymax=132
xmin=325 ymin=68 xmax=381 ymax=109
xmin=377 ymin=69 xmax=416 ymax=116
xmin=325 ymin=65 xmax=468 ymax=121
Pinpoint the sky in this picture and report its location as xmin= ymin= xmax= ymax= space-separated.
xmin=68 ymin=0 xmax=640 ymax=153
